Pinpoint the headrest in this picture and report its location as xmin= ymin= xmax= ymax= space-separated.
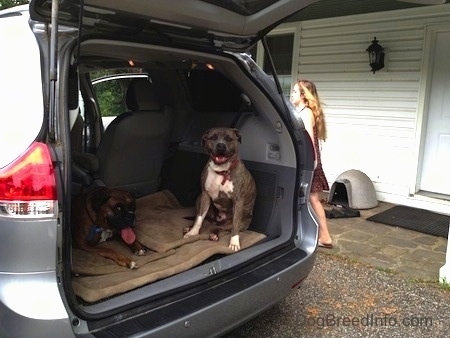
xmin=126 ymin=78 xmax=160 ymax=111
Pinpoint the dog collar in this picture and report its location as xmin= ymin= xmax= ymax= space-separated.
xmin=214 ymin=157 xmax=239 ymax=185
xmin=87 ymin=224 xmax=103 ymax=243
xmin=215 ymin=170 xmax=231 ymax=185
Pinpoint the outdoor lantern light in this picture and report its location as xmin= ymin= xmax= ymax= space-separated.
xmin=366 ymin=37 xmax=385 ymax=74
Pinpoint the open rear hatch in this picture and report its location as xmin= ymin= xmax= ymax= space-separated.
xmin=29 ymin=0 xmax=319 ymax=52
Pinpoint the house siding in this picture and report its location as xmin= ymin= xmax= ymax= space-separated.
xmin=275 ymin=5 xmax=450 ymax=213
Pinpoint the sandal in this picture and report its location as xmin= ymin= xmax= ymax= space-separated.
xmin=318 ymin=241 xmax=333 ymax=249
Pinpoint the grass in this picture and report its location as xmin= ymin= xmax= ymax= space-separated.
xmin=439 ymin=277 xmax=450 ymax=291
xmin=376 ymin=266 xmax=395 ymax=274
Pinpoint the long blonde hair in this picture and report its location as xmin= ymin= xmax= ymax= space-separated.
xmin=297 ymin=80 xmax=327 ymax=141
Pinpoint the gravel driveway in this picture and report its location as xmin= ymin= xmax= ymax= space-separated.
xmin=223 ymin=251 xmax=450 ymax=337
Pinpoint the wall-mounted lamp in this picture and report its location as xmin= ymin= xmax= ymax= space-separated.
xmin=366 ymin=37 xmax=385 ymax=74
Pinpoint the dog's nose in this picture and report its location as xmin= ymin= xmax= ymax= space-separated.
xmin=216 ymin=142 xmax=226 ymax=153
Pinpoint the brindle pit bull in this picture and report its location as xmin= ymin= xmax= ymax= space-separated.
xmin=183 ymin=127 xmax=256 ymax=251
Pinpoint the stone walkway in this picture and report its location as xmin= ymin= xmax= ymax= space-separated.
xmin=322 ymin=200 xmax=448 ymax=281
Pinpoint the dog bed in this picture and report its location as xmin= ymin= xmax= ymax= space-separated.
xmin=71 ymin=190 xmax=266 ymax=303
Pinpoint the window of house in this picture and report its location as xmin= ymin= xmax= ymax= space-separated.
xmin=249 ymin=33 xmax=294 ymax=95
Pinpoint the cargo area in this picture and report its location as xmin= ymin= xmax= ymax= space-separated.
xmin=68 ymin=40 xmax=300 ymax=307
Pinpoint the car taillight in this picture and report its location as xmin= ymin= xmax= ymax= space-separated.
xmin=0 ymin=142 xmax=57 ymax=218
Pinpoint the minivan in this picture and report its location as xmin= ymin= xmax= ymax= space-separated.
xmin=0 ymin=1 xmax=319 ymax=337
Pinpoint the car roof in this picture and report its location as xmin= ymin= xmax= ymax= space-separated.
xmin=29 ymin=0 xmax=319 ymax=51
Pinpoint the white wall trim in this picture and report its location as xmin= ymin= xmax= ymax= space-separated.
xmin=413 ymin=23 xmax=450 ymax=195
xmin=377 ymin=191 xmax=450 ymax=215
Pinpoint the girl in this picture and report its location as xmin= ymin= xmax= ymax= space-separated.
xmin=291 ymin=80 xmax=333 ymax=248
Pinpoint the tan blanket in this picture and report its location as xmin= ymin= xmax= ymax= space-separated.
xmin=72 ymin=190 xmax=266 ymax=303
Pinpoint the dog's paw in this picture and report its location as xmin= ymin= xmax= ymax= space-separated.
xmin=130 ymin=241 xmax=147 ymax=256
xmin=183 ymin=226 xmax=192 ymax=236
xmin=183 ymin=228 xmax=199 ymax=238
xmin=209 ymin=232 xmax=219 ymax=241
xmin=135 ymin=248 xmax=146 ymax=256
xmin=100 ymin=229 xmax=113 ymax=243
xmin=228 ymin=235 xmax=241 ymax=252
xmin=129 ymin=260 xmax=137 ymax=269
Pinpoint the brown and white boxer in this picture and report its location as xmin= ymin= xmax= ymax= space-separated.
xmin=72 ymin=187 xmax=146 ymax=269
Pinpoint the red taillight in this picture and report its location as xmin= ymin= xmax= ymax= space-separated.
xmin=0 ymin=142 xmax=57 ymax=217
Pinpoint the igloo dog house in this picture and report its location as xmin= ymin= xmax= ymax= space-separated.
xmin=328 ymin=169 xmax=378 ymax=209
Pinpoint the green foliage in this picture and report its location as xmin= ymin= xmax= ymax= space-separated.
xmin=94 ymin=81 xmax=125 ymax=117
xmin=0 ymin=0 xmax=29 ymax=10
xmin=90 ymin=69 xmax=143 ymax=117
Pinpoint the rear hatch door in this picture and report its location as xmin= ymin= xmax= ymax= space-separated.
xmin=29 ymin=0 xmax=319 ymax=51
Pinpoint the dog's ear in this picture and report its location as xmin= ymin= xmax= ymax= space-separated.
xmin=90 ymin=188 xmax=111 ymax=213
xmin=201 ymin=129 xmax=211 ymax=147
xmin=233 ymin=128 xmax=242 ymax=143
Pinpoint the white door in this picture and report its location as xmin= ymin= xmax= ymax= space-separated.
xmin=419 ymin=30 xmax=450 ymax=195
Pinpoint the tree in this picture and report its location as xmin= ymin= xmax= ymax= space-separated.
xmin=0 ymin=0 xmax=29 ymax=10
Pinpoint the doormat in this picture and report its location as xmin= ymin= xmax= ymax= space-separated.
xmin=325 ymin=206 xmax=360 ymax=219
xmin=366 ymin=205 xmax=450 ymax=238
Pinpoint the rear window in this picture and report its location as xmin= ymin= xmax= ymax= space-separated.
xmin=187 ymin=69 xmax=242 ymax=112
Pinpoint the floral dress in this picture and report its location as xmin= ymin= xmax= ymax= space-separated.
xmin=311 ymin=125 xmax=329 ymax=193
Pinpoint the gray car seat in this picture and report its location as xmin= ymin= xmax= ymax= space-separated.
xmin=95 ymin=78 xmax=174 ymax=197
